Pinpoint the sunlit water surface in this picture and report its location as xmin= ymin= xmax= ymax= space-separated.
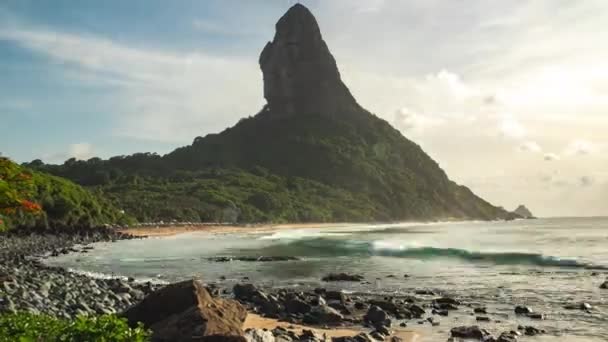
xmin=47 ymin=218 xmax=608 ymax=341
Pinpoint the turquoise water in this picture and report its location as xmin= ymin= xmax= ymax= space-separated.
xmin=48 ymin=218 xmax=608 ymax=341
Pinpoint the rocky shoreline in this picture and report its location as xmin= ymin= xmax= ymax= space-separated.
xmin=2 ymin=229 xmax=605 ymax=341
xmin=0 ymin=228 xmax=162 ymax=319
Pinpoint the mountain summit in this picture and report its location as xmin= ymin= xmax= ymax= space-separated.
xmin=260 ymin=4 xmax=360 ymax=117
xmin=33 ymin=4 xmax=513 ymax=223
xmin=166 ymin=4 xmax=511 ymax=221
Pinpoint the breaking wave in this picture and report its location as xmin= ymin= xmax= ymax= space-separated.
xmin=270 ymin=237 xmax=608 ymax=270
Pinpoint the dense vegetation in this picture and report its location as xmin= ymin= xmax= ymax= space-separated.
xmin=167 ymin=109 xmax=509 ymax=221
xmin=1 ymin=157 xmax=130 ymax=231
xmin=0 ymin=157 xmax=42 ymax=231
xmin=26 ymin=109 xmax=511 ymax=223
xmin=0 ymin=312 xmax=149 ymax=342
xmin=26 ymin=158 xmax=377 ymax=223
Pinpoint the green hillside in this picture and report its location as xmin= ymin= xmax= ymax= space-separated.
xmin=1 ymin=157 xmax=129 ymax=231
xmin=23 ymin=4 xmax=512 ymax=224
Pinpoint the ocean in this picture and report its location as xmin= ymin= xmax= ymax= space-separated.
xmin=46 ymin=217 xmax=608 ymax=341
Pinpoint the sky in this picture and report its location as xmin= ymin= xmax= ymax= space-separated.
xmin=1 ymin=0 xmax=607 ymax=217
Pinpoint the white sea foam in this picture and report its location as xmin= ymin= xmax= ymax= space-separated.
xmin=66 ymin=268 xmax=169 ymax=284
xmin=259 ymin=229 xmax=350 ymax=240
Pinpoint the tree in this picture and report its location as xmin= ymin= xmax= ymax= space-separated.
xmin=0 ymin=157 xmax=42 ymax=230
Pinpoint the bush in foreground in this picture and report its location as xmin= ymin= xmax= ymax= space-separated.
xmin=0 ymin=312 xmax=150 ymax=342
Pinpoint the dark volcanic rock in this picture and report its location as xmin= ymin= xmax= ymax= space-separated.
xmin=450 ymin=326 xmax=493 ymax=340
xmin=497 ymin=331 xmax=520 ymax=342
xmin=514 ymin=305 xmax=533 ymax=315
xmin=259 ymin=3 xmax=361 ymax=117
xmin=303 ymin=304 xmax=344 ymax=325
xmin=474 ymin=307 xmax=487 ymax=314
xmin=564 ymin=302 xmax=592 ymax=311
xmin=322 ymin=273 xmax=364 ymax=282
xmin=208 ymin=256 xmax=300 ymax=262
xmin=124 ymin=280 xmax=247 ymax=342
xmin=285 ymin=298 xmax=312 ymax=315
xmin=363 ymin=305 xmax=390 ymax=327
xmin=518 ymin=325 xmax=543 ymax=336
xmin=600 ymin=281 xmax=608 ymax=289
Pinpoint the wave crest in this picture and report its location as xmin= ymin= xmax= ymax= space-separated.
xmin=275 ymin=237 xmax=607 ymax=270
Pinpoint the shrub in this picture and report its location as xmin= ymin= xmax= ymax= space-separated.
xmin=0 ymin=312 xmax=150 ymax=342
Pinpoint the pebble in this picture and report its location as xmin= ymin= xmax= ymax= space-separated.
xmin=0 ymin=229 xmax=159 ymax=318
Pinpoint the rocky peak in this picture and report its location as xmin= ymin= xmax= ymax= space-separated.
xmin=259 ymin=4 xmax=361 ymax=117
xmin=513 ymin=205 xmax=535 ymax=219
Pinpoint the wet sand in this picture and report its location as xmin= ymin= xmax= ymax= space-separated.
xmin=244 ymin=313 xmax=422 ymax=341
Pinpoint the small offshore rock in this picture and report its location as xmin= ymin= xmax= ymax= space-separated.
xmin=564 ymin=302 xmax=592 ymax=311
xmin=322 ymin=273 xmax=364 ymax=282
xmin=514 ymin=306 xmax=533 ymax=315
xmin=527 ymin=313 xmax=545 ymax=320
xmin=474 ymin=307 xmax=487 ymax=314
xmin=522 ymin=326 xmax=543 ymax=336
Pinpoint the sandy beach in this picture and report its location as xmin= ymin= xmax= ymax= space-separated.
xmin=244 ymin=313 xmax=423 ymax=342
xmin=117 ymin=223 xmax=425 ymax=341
xmin=117 ymin=222 xmax=356 ymax=237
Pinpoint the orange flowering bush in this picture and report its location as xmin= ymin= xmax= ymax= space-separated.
xmin=0 ymin=157 xmax=42 ymax=230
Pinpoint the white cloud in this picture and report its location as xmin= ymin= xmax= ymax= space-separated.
xmin=68 ymin=143 xmax=94 ymax=160
xmin=0 ymin=26 xmax=263 ymax=142
xmin=498 ymin=115 xmax=526 ymax=139
xmin=393 ymin=107 xmax=444 ymax=133
xmin=519 ymin=141 xmax=542 ymax=153
xmin=565 ymin=139 xmax=596 ymax=156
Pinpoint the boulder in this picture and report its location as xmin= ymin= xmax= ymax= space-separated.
xmin=450 ymin=326 xmax=493 ymax=340
xmin=368 ymin=300 xmax=399 ymax=315
xmin=325 ymin=291 xmax=347 ymax=303
xmin=285 ymin=298 xmax=312 ymax=315
xmin=233 ymin=284 xmax=260 ymax=301
xmin=123 ymin=279 xmax=247 ymax=342
xmin=363 ymin=305 xmax=390 ymax=327
xmin=303 ymin=305 xmax=344 ymax=325
xmin=408 ymin=304 xmax=425 ymax=318
xmin=497 ymin=331 xmax=519 ymax=342
xmin=299 ymin=329 xmax=326 ymax=342
xmin=245 ymin=329 xmax=275 ymax=342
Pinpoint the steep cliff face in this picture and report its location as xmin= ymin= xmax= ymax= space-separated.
xmin=259 ymin=4 xmax=361 ymax=117
xmin=35 ymin=4 xmax=511 ymax=223
xmin=164 ymin=4 xmax=510 ymax=221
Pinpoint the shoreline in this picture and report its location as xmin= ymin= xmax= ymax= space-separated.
xmin=116 ymin=222 xmax=357 ymax=237
xmin=0 ymin=228 xmax=426 ymax=342
xmin=2 ymin=223 xmax=573 ymax=342
xmin=115 ymin=218 xmax=490 ymax=238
